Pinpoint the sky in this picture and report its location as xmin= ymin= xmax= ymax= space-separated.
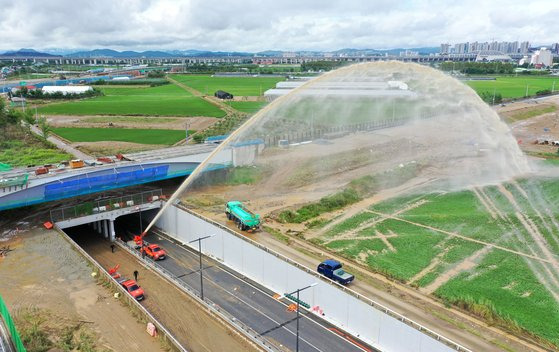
xmin=0 ymin=0 xmax=558 ymax=52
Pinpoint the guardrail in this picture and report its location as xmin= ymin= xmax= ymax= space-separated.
xmin=175 ymin=203 xmax=472 ymax=352
xmin=50 ymin=189 xmax=163 ymax=223
xmin=55 ymin=226 xmax=187 ymax=352
xmin=116 ymin=238 xmax=282 ymax=352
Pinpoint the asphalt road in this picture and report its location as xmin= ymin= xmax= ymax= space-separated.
xmin=141 ymin=230 xmax=374 ymax=352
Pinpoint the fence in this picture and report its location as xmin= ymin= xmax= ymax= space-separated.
xmin=116 ymin=238 xmax=283 ymax=352
xmin=262 ymin=118 xmax=408 ymax=147
xmin=50 ymin=189 xmax=162 ymax=223
xmin=0 ymin=174 xmax=28 ymax=192
xmin=0 ymin=294 xmax=25 ymax=352
xmin=156 ymin=204 xmax=471 ymax=352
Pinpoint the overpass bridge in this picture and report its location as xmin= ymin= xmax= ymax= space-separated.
xmin=0 ymin=144 xmax=230 ymax=211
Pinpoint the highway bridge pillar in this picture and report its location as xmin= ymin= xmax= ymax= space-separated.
xmin=109 ymin=220 xmax=115 ymax=242
xmin=97 ymin=221 xmax=102 ymax=235
xmin=93 ymin=221 xmax=97 ymax=231
xmin=103 ymin=220 xmax=109 ymax=239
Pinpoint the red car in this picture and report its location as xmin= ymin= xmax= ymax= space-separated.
xmin=141 ymin=244 xmax=166 ymax=260
xmin=120 ymin=279 xmax=145 ymax=301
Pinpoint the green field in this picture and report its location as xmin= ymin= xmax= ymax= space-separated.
xmin=465 ymin=76 xmax=558 ymax=99
xmin=37 ymin=84 xmax=225 ymax=117
xmin=311 ymin=178 xmax=559 ymax=347
xmin=172 ymin=75 xmax=284 ymax=96
xmin=228 ymin=101 xmax=268 ymax=113
xmin=52 ymin=127 xmax=185 ymax=145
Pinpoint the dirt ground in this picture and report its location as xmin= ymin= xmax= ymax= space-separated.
xmin=498 ymin=96 xmax=559 ymax=155
xmin=47 ymin=115 xmax=218 ymax=131
xmin=72 ymin=229 xmax=258 ymax=352
xmin=74 ymin=141 xmax=167 ymax=156
xmin=0 ymin=227 xmax=163 ymax=351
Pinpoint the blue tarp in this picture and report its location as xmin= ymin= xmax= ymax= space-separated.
xmin=44 ymin=165 xmax=169 ymax=199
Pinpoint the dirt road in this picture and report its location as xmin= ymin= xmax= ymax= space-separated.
xmin=0 ymin=227 xmax=162 ymax=351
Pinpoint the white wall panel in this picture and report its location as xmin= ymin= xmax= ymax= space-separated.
xmin=156 ymin=206 xmax=460 ymax=352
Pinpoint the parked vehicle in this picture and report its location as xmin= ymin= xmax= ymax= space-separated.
xmin=317 ymin=259 xmax=354 ymax=285
xmin=141 ymin=243 xmax=166 ymax=260
xmin=118 ymin=278 xmax=144 ymax=300
xmin=225 ymin=201 xmax=261 ymax=231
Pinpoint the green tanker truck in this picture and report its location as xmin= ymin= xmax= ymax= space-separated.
xmin=225 ymin=201 xmax=261 ymax=232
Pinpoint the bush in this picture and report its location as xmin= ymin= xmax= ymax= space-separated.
xmin=278 ymin=188 xmax=361 ymax=223
xmin=536 ymin=89 xmax=552 ymax=96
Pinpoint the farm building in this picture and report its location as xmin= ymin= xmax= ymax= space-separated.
xmin=42 ymin=86 xmax=93 ymax=95
xmin=215 ymin=90 xmax=233 ymax=99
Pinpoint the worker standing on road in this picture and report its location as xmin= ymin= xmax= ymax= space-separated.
xmin=110 ymin=244 xmax=115 ymax=253
xmin=133 ymin=270 xmax=139 ymax=281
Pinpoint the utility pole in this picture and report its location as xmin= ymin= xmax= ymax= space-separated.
xmin=189 ymin=234 xmax=215 ymax=300
xmin=552 ymin=81 xmax=556 ymax=93
xmin=525 ymin=84 xmax=529 ymax=98
xmin=492 ymin=88 xmax=496 ymax=105
xmin=286 ymin=283 xmax=317 ymax=352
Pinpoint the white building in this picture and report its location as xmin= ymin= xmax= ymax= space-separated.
xmin=42 ymin=86 xmax=93 ymax=95
xmin=530 ymin=48 xmax=553 ymax=67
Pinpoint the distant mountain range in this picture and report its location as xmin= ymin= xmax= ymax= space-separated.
xmin=0 ymin=47 xmax=440 ymax=58
xmin=0 ymin=48 xmax=59 ymax=57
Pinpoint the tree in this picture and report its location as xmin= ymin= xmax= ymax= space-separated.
xmin=22 ymin=109 xmax=36 ymax=127
xmin=37 ymin=116 xmax=51 ymax=139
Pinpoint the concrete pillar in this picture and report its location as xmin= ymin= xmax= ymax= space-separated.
xmin=103 ymin=220 xmax=109 ymax=239
xmin=93 ymin=221 xmax=97 ymax=231
xmin=97 ymin=221 xmax=103 ymax=234
xmin=109 ymin=220 xmax=116 ymax=242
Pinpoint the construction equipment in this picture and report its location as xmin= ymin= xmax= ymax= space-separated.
xmin=225 ymin=201 xmax=261 ymax=232
xmin=69 ymin=159 xmax=85 ymax=169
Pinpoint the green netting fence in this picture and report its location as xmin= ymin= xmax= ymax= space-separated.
xmin=0 ymin=174 xmax=29 ymax=188
xmin=0 ymin=294 xmax=26 ymax=352
xmin=0 ymin=163 xmax=11 ymax=172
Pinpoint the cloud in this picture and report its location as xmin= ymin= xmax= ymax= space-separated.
xmin=0 ymin=0 xmax=557 ymax=52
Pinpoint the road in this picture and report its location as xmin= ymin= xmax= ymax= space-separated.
xmin=140 ymin=230 xmax=374 ymax=352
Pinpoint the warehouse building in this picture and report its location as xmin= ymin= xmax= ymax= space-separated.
xmin=42 ymin=85 xmax=93 ymax=95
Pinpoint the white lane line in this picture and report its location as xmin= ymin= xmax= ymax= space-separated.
xmin=154 ymin=232 xmax=370 ymax=352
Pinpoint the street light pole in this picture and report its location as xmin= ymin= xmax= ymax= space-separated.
xmin=189 ymin=234 xmax=215 ymax=300
xmin=286 ymin=283 xmax=317 ymax=352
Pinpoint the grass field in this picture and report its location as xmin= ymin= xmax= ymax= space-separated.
xmin=465 ymin=76 xmax=559 ymax=99
xmin=228 ymin=101 xmax=268 ymax=113
xmin=172 ymin=75 xmax=284 ymax=96
xmin=52 ymin=127 xmax=185 ymax=145
xmin=37 ymin=84 xmax=225 ymax=117
xmin=311 ymin=178 xmax=559 ymax=346
xmin=0 ymin=126 xmax=71 ymax=167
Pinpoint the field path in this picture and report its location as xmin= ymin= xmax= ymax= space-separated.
xmin=310 ymin=177 xmax=437 ymax=240
xmin=167 ymin=76 xmax=237 ymax=116
xmin=422 ymin=246 xmax=492 ymax=294
xmin=496 ymin=185 xmax=559 ymax=271
xmin=408 ymin=245 xmax=450 ymax=284
xmin=30 ymin=123 xmax=93 ymax=160
xmin=367 ymin=209 xmax=556 ymax=264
